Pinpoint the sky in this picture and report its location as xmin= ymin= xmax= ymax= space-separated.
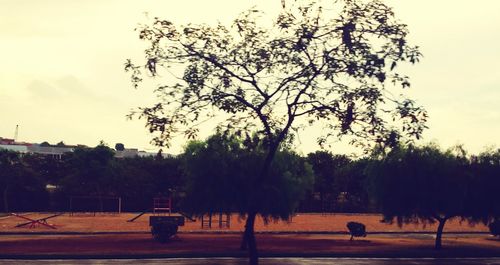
xmin=1 ymin=0 xmax=499 ymax=155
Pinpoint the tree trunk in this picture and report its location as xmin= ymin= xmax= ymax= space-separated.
xmin=435 ymin=217 xmax=448 ymax=250
xmin=240 ymin=223 xmax=248 ymax=250
xmin=96 ymin=185 xmax=104 ymax=212
xmin=3 ymin=187 xmax=9 ymax=213
xmin=244 ymin=211 xmax=258 ymax=265
xmin=241 ymin=139 xmax=282 ymax=264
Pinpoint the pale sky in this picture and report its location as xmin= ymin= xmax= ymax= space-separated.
xmin=1 ymin=0 xmax=499 ymax=155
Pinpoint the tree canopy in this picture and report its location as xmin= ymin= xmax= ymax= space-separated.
xmin=126 ymin=0 xmax=426 ymax=152
xmin=0 ymin=150 xmax=47 ymax=212
xmin=126 ymin=1 xmax=427 ymax=263
xmin=180 ymin=133 xmax=314 ymax=220
xmin=467 ymin=149 xmax=500 ymax=223
xmin=369 ymin=144 xmax=471 ymax=249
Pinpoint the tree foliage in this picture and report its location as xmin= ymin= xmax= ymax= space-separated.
xmin=126 ymin=0 xmax=426 ymax=152
xmin=181 ymin=133 xmax=314 ymax=220
xmin=112 ymin=155 xmax=183 ymax=211
xmin=369 ymin=144 xmax=471 ymax=249
xmin=0 ymin=150 xmax=48 ymax=212
xmin=60 ymin=144 xmax=116 ymax=197
xmin=126 ymin=1 xmax=426 ymax=262
xmin=468 ymin=149 xmax=500 ymax=223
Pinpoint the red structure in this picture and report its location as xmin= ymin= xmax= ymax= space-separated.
xmin=153 ymin=197 xmax=172 ymax=215
xmin=11 ymin=213 xmax=60 ymax=229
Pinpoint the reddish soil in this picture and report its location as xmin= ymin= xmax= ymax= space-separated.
xmin=0 ymin=213 xmax=498 ymax=258
xmin=0 ymin=234 xmax=499 ymax=257
xmin=0 ymin=212 xmax=490 ymax=233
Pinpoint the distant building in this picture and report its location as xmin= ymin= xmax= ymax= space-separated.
xmin=0 ymin=138 xmax=74 ymax=159
xmin=0 ymin=144 xmax=29 ymax=153
xmin=0 ymin=137 xmax=16 ymax=145
xmin=0 ymin=137 xmax=164 ymax=159
xmin=0 ymin=137 xmax=31 ymax=154
xmin=114 ymin=148 xmax=161 ymax=158
xmin=27 ymin=145 xmax=74 ymax=159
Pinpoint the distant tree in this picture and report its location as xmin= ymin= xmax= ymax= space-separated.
xmin=115 ymin=143 xmax=125 ymax=151
xmin=0 ymin=150 xmax=22 ymax=212
xmin=60 ymin=144 xmax=116 ymax=211
xmin=369 ymin=144 xmax=470 ymax=249
xmin=112 ymin=155 xmax=183 ymax=211
xmin=0 ymin=150 xmax=48 ymax=212
xmin=467 ymin=149 xmax=500 ymax=226
xmin=40 ymin=141 xmax=51 ymax=147
xmin=56 ymin=141 xmax=66 ymax=147
xmin=335 ymin=158 xmax=372 ymax=212
xmin=126 ymin=0 xmax=426 ymax=263
xmin=22 ymin=153 xmax=66 ymax=185
xmin=306 ymin=151 xmax=350 ymax=211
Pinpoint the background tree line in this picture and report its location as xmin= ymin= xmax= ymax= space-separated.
xmin=1 ymin=136 xmax=499 ymax=249
xmin=0 ymin=139 xmax=498 ymax=223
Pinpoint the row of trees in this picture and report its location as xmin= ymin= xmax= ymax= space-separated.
xmin=370 ymin=145 xmax=500 ymax=249
xmin=0 ymin=146 xmax=182 ymax=213
xmin=0 ymin=138 xmax=350 ymax=214
xmin=1 ymin=137 xmax=499 ymax=249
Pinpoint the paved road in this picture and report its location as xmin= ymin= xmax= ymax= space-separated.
xmin=1 ymin=258 xmax=499 ymax=265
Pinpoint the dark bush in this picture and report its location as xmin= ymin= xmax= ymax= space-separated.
xmin=347 ymin=221 xmax=367 ymax=240
xmin=489 ymin=220 xmax=500 ymax=237
xmin=151 ymin=223 xmax=178 ymax=243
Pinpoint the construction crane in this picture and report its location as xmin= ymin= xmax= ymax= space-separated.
xmin=14 ymin=125 xmax=18 ymax=142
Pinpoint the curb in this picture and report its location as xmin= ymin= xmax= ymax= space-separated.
xmin=0 ymin=231 xmax=491 ymax=236
xmin=1 ymin=252 xmax=500 ymax=260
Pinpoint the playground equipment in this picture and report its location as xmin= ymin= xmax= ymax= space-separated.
xmin=148 ymin=197 xmax=185 ymax=242
xmin=127 ymin=209 xmax=151 ymax=222
xmin=153 ymin=197 xmax=172 ymax=214
xmin=11 ymin=213 xmax=62 ymax=229
xmin=201 ymin=212 xmax=231 ymax=229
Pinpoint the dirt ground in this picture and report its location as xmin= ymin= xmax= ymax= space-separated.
xmin=0 ymin=212 xmax=491 ymax=233
xmin=0 ymin=233 xmax=499 ymax=258
xmin=0 ymin=213 xmax=498 ymax=258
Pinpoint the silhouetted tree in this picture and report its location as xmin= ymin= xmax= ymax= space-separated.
xmin=335 ymin=158 xmax=372 ymax=212
xmin=115 ymin=143 xmax=125 ymax=151
xmin=40 ymin=141 xmax=51 ymax=147
xmin=112 ymin=155 xmax=183 ymax=211
xmin=306 ymin=151 xmax=350 ymax=211
xmin=126 ymin=1 xmax=426 ymax=263
xmin=0 ymin=150 xmax=22 ymax=212
xmin=369 ymin=144 xmax=470 ymax=249
xmin=467 ymin=149 xmax=500 ymax=226
xmin=60 ymin=144 xmax=115 ymax=211
xmin=0 ymin=150 xmax=48 ymax=212
xmin=180 ymin=133 xmax=313 ymax=230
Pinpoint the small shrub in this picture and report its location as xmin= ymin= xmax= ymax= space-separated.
xmin=151 ymin=223 xmax=178 ymax=243
xmin=347 ymin=221 xmax=367 ymax=241
xmin=489 ymin=220 xmax=500 ymax=237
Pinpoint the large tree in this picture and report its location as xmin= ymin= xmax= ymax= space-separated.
xmin=369 ymin=144 xmax=470 ymax=249
xmin=126 ymin=0 xmax=426 ymax=263
xmin=180 ymin=133 xmax=313 ymax=223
